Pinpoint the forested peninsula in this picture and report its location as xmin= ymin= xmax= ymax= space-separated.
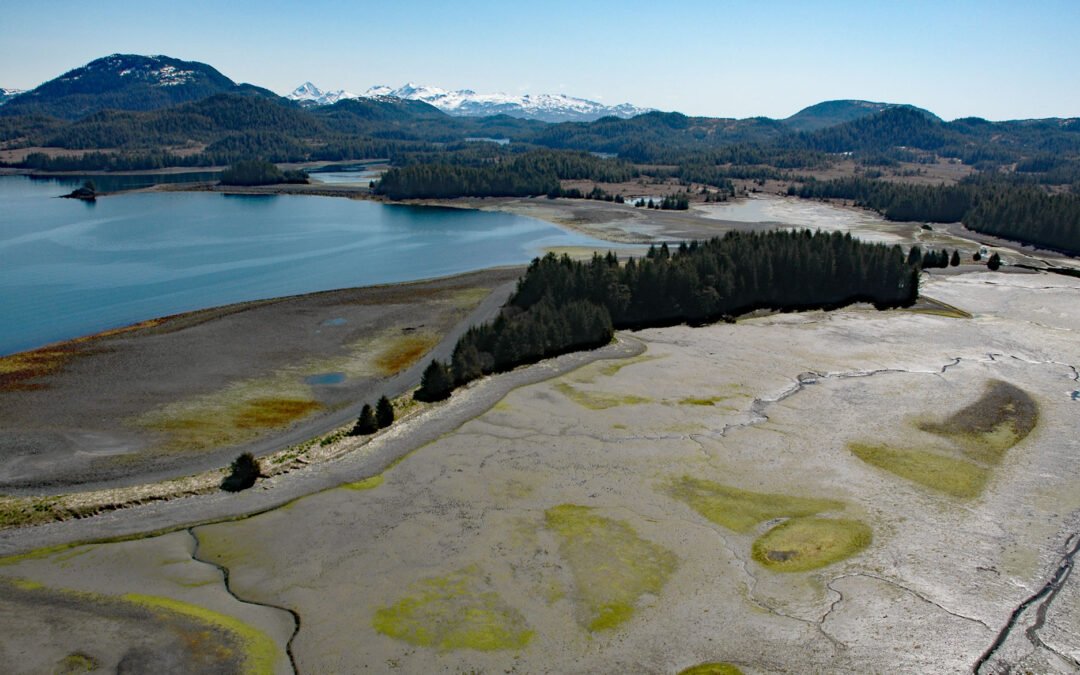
xmin=416 ymin=230 xmax=919 ymax=401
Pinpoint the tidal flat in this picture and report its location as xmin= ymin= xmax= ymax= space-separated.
xmin=2 ymin=270 xmax=1078 ymax=673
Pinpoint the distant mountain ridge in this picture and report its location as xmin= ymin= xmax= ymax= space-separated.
xmin=287 ymin=81 xmax=652 ymax=122
xmin=1 ymin=54 xmax=277 ymax=120
xmin=782 ymin=100 xmax=940 ymax=132
xmin=0 ymin=88 xmax=23 ymax=106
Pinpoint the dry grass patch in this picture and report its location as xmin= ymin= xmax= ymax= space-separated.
xmin=0 ymin=316 xmax=170 ymax=391
xmin=373 ymin=334 xmax=439 ymax=377
xmin=905 ymin=296 xmax=972 ymax=319
xmin=0 ymin=347 xmax=75 ymax=391
xmin=134 ymin=372 xmax=323 ymax=453
xmin=918 ymin=379 xmax=1037 ymax=464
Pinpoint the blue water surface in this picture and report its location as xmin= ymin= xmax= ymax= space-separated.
xmin=0 ymin=175 xmax=610 ymax=354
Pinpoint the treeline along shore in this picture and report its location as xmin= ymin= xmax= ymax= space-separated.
xmin=415 ymin=229 xmax=919 ymax=401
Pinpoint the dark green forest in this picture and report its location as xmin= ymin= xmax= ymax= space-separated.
xmin=219 ymin=159 xmax=308 ymax=186
xmin=373 ymin=150 xmax=637 ymax=199
xmin=2 ymin=73 xmax=1077 ymax=254
xmin=795 ymin=177 xmax=1080 ymax=254
xmin=417 ymin=230 xmax=918 ymax=400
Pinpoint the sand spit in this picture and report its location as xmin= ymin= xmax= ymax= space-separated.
xmin=0 ymin=268 xmax=522 ymax=494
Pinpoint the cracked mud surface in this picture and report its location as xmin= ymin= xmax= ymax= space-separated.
xmin=1 ymin=270 xmax=1079 ymax=673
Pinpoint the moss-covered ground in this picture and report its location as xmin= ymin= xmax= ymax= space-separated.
xmin=553 ymin=382 xmax=651 ymax=410
xmin=850 ymin=443 xmax=989 ymax=498
xmin=663 ymin=476 xmax=845 ymax=533
xmin=372 ymin=565 xmax=533 ymax=651
xmin=677 ymin=663 xmax=745 ymax=675
xmin=751 ymin=517 xmax=872 ymax=572
xmin=123 ymin=593 xmax=281 ymax=674
xmin=544 ymin=504 xmax=678 ymax=631
xmin=852 ymin=379 xmax=1037 ymax=498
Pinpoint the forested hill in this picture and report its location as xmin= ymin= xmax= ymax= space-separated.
xmin=3 ymin=53 xmax=1079 ymax=171
xmin=1 ymin=54 xmax=278 ymax=120
xmin=781 ymin=100 xmax=939 ymax=133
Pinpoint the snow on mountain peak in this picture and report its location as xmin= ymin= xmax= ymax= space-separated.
xmin=284 ymin=80 xmax=651 ymax=121
xmin=286 ymin=82 xmax=357 ymax=106
xmin=0 ymin=87 xmax=24 ymax=106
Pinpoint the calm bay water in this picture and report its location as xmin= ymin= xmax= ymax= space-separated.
xmin=0 ymin=175 xmax=608 ymax=355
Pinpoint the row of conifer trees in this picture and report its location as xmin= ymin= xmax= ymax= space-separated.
xmin=415 ymin=229 xmax=920 ymax=401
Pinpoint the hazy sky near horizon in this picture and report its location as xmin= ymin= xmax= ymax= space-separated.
xmin=2 ymin=0 xmax=1078 ymax=120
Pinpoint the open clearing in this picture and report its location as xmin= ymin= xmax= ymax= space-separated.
xmin=2 ymin=268 xmax=1078 ymax=673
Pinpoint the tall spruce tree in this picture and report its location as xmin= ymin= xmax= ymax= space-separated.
xmin=416 ymin=360 xmax=454 ymax=402
xmin=352 ymin=404 xmax=378 ymax=435
xmin=376 ymin=396 xmax=394 ymax=429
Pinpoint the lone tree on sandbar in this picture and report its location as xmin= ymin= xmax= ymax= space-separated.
xmin=222 ymin=452 xmax=261 ymax=492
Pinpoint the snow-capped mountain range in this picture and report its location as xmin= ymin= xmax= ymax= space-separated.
xmin=0 ymin=88 xmax=24 ymax=105
xmin=286 ymin=82 xmax=651 ymax=122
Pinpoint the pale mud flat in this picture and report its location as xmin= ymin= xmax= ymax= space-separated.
xmin=2 ymin=271 xmax=1079 ymax=673
xmin=692 ymin=195 xmax=910 ymax=245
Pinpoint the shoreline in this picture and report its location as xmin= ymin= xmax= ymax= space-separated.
xmin=0 ymin=267 xmax=523 ymax=494
xmin=0 ymin=265 xmax=523 ymax=361
xmin=0 ymin=334 xmax=645 ymax=557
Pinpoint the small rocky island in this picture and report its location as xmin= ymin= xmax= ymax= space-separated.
xmin=62 ymin=180 xmax=98 ymax=201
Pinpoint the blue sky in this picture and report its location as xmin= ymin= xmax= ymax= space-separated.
xmin=2 ymin=0 xmax=1078 ymax=120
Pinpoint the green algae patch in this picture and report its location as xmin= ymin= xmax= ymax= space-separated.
xmin=850 ymin=443 xmax=989 ymax=499
xmin=678 ymin=663 xmax=744 ymax=675
xmin=678 ymin=396 xmax=726 ymax=406
xmin=851 ymin=381 xmax=1037 ymax=498
xmin=0 ymin=542 xmax=82 ymax=567
xmin=9 ymin=577 xmax=44 ymax=590
xmin=663 ymin=476 xmax=844 ymax=533
xmin=554 ymin=382 xmax=651 ymax=410
xmin=343 ymin=475 xmax=384 ymax=491
xmin=55 ymin=652 xmax=100 ymax=673
xmin=373 ymin=566 xmax=533 ymax=651
xmin=544 ymin=504 xmax=677 ymax=632
xmin=918 ymin=380 xmax=1037 ymax=464
xmin=123 ymin=593 xmax=281 ymax=674
xmin=752 ymin=517 xmax=871 ymax=572
xmin=596 ymin=353 xmax=662 ymax=378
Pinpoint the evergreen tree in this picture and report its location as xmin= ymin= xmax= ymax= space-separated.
xmin=950 ymin=250 xmax=960 ymax=266
xmin=987 ymin=252 xmax=1002 ymax=271
xmin=376 ymin=396 xmax=394 ymax=429
xmin=451 ymin=341 xmax=484 ymax=385
xmin=221 ymin=452 xmax=260 ymax=492
xmin=416 ymin=360 xmax=454 ymax=402
xmin=351 ymin=404 xmax=378 ymax=435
